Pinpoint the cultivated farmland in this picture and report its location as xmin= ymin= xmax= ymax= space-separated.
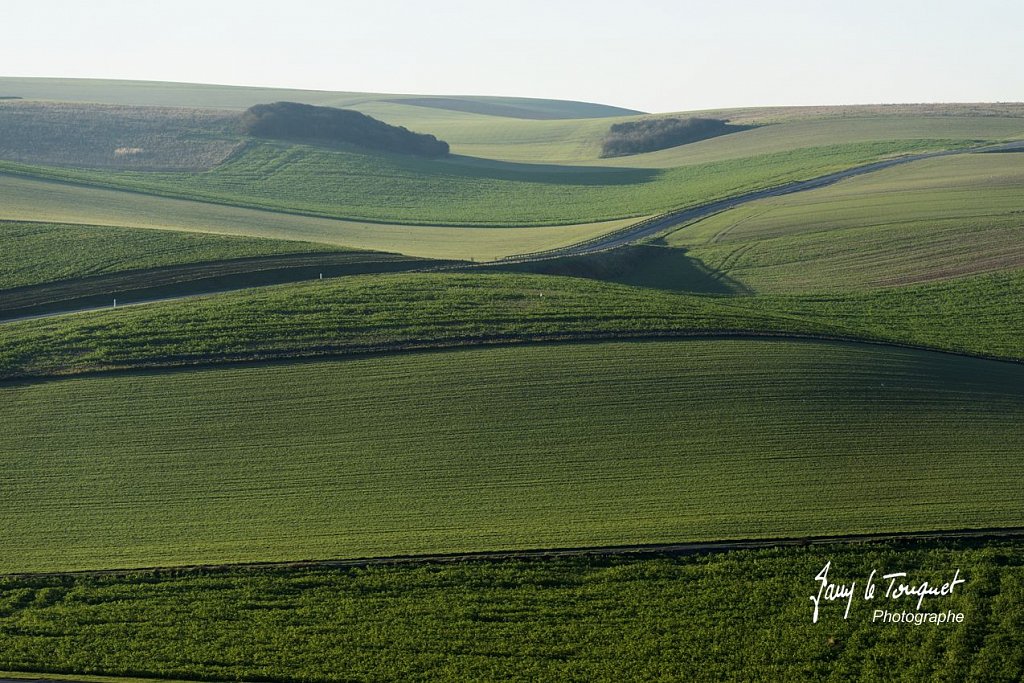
xmin=0 ymin=139 xmax=979 ymax=225
xmin=667 ymin=152 xmax=1024 ymax=292
xmin=0 ymin=76 xmax=1022 ymax=681
xmin=0 ymin=541 xmax=1019 ymax=681
xmin=1 ymin=340 xmax=1022 ymax=573
xmin=2 ymin=269 xmax=1021 ymax=380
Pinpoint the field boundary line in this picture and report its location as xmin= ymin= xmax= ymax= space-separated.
xmin=7 ymin=526 xmax=1024 ymax=579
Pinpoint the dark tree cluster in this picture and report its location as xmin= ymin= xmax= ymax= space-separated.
xmin=0 ymin=96 xmax=23 ymax=100
xmin=601 ymin=117 xmax=744 ymax=157
xmin=241 ymin=102 xmax=450 ymax=158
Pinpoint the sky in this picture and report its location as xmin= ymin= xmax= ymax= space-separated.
xmin=3 ymin=0 xmax=1022 ymax=113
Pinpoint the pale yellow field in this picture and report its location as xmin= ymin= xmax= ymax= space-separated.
xmin=0 ymin=173 xmax=640 ymax=261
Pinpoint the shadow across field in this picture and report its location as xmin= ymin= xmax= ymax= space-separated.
xmin=0 ymin=253 xmax=455 ymax=321
xmin=483 ymin=244 xmax=749 ymax=294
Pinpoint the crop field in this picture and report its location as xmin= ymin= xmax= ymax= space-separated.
xmin=0 ymin=174 xmax=636 ymax=260
xmin=0 ymin=139 xmax=972 ymax=226
xmin=0 ymin=541 xmax=1020 ymax=681
xmin=2 ymin=269 xmax=1021 ymax=380
xmin=2 ymin=339 xmax=1023 ymax=573
xmin=664 ymin=153 xmax=1024 ymax=292
xmin=0 ymin=272 xmax=810 ymax=379
xmin=0 ymin=221 xmax=352 ymax=291
xmin=0 ymin=221 xmax=447 ymax=316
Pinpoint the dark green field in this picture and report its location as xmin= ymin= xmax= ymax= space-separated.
xmin=0 ymin=541 xmax=1020 ymax=682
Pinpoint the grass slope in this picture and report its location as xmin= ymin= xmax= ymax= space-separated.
xmin=0 ymin=221 xmax=351 ymax=291
xmin=0 ymin=272 xmax=798 ymax=379
xmin=1 ymin=269 xmax=1021 ymax=380
xmin=369 ymin=109 xmax=1023 ymax=166
xmin=1 ymin=340 xmax=1023 ymax=573
xmin=0 ymin=222 xmax=444 ymax=316
xmin=665 ymin=153 xmax=1024 ymax=292
xmin=0 ymin=175 xmax=635 ymax=260
xmin=0 ymin=77 xmax=638 ymax=118
xmin=0 ymin=139 xmax=969 ymax=226
xmin=0 ymin=542 xmax=1020 ymax=681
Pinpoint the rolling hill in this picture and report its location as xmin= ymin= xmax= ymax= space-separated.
xmin=0 ymin=76 xmax=1021 ymax=681
xmin=663 ymin=151 xmax=1024 ymax=292
xmin=2 ymin=339 xmax=1022 ymax=574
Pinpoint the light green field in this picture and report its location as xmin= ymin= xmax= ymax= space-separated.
xmin=663 ymin=153 xmax=1024 ymax=292
xmin=0 ymin=175 xmax=636 ymax=260
xmin=426 ymin=114 xmax=1024 ymax=167
xmin=587 ymin=116 xmax=1024 ymax=168
xmin=1 ymin=339 xmax=1022 ymax=573
xmin=0 ymin=77 xmax=639 ymax=118
xmin=0 ymin=138 xmax=966 ymax=227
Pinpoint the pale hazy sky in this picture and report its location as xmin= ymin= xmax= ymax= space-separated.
xmin=4 ymin=0 xmax=1022 ymax=112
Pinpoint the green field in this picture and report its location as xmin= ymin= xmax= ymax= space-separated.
xmin=0 ymin=272 xmax=807 ymax=378
xmin=3 ymin=269 xmax=1022 ymax=380
xmin=0 ymin=174 xmax=638 ymax=261
xmin=0 ymin=139 xmax=967 ymax=226
xmin=1 ymin=339 xmax=1022 ymax=573
xmin=0 ymin=541 xmax=1020 ymax=681
xmin=1 ymin=77 xmax=1023 ymax=681
xmin=665 ymin=152 xmax=1024 ymax=292
xmin=0 ymin=221 xmax=450 ymax=316
xmin=0 ymin=221 xmax=352 ymax=291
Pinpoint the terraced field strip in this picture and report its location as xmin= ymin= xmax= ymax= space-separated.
xmin=668 ymin=151 xmax=1024 ymax=292
xmin=0 ymin=175 xmax=637 ymax=261
xmin=585 ymin=115 xmax=1024 ymax=168
xmin=2 ymin=339 xmax=1022 ymax=574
